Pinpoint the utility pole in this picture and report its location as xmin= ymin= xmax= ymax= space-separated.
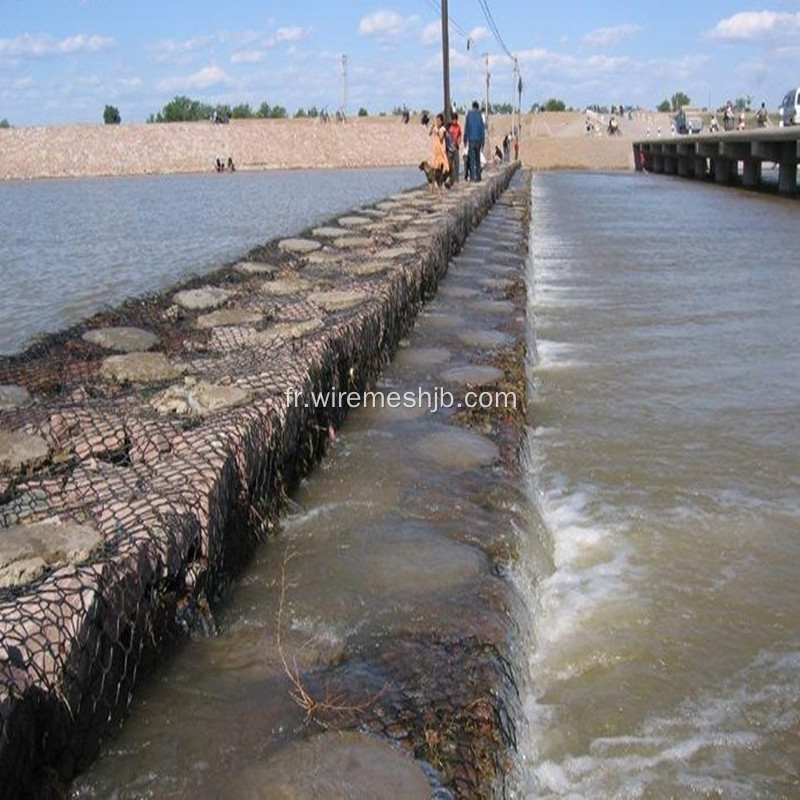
xmin=441 ymin=0 xmax=451 ymax=121
xmin=341 ymin=54 xmax=347 ymax=117
xmin=483 ymin=53 xmax=491 ymax=145
xmin=512 ymin=57 xmax=519 ymax=138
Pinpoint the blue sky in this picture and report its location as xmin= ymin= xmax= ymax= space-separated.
xmin=2 ymin=1 xmax=800 ymax=126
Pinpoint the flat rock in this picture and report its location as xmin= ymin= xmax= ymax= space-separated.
xmin=82 ymin=326 xmax=159 ymax=353
xmin=0 ymin=429 xmax=50 ymax=475
xmin=152 ymin=380 xmax=251 ymax=417
xmin=311 ymin=226 xmax=353 ymax=238
xmin=173 ymin=286 xmax=234 ymax=311
xmin=224 ymin=731 xmax=430 ymax=800
xmin=234 ymin=261 xmax=277 ymax=276
xmin=277 ymin=237 xmax=321 ymax=254
xmin=393 ymin=229 xmax=430 ymax=241
xmin=0 ymin=519 xmax=103 ymax=590
xmin=99 ymin=352 xmax=181 ymax=383
xmin=373 ymin=246 xmax=416 ymax=261
xmin=258 ymin=277 xmax=313 ymax=296
xmin=417 ymin=428 xmax=499 ymax=469
xmin=440 ymin=365 xmax=504 ymax=385
xmin=195 ymin=309 xmax=264 ymax=329
xmin=345 ymin=261 xmax=390 ymax=276
xmin=246 ymin=319 xmax=323 ymax=345
xmin=0 ymin=385 xmax=32 ymax=411
xmin=308 ymin=290 xmax=368 ymax=311
xmin=458 ymin=330 xmax=513 ymax=349
xmin=337 ymin=215 xmax=373 ymax=227
xmin=333 ymin=236 xmax=372 ymax=249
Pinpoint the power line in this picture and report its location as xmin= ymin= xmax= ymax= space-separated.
xmin=476 ymin=0 xmax=514 ymax=60
xmin=422 ymin=0 xmax=470 ymax=41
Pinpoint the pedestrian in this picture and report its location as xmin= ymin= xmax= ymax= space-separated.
xmin=756 ymin=102 xmax=768 ymax=127
xmin=463 ymin=100 xmax=485 ymax=182
xmin=430 ymin=113 xmax=450 ymax=194
xmin=447 ymin=112 xmax=462 ymax=186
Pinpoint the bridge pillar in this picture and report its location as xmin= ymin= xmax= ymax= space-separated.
xmin=742 ymin=158 xmax=762 ymax=188
xmin=778 ymin=142 xmax=798 ymax=196
xmin=713 ymin=158 xmax=734 ymax=185
xmin=693 ymin=156 xmax=708 ymax=178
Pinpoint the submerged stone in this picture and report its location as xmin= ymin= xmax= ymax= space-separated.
xmin=223 ymin=731 xmax=430 ymax=799
xmin=234 ymin=261 xmax=278 ymax=276
xmin=416 ymin=428 xmax=499 ymax=469
xmin=440 ymin=365 xmax=504 ymax=385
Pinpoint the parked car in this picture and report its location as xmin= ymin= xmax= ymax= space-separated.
xmin=779 ymin=87 xmax=799 ymax=126
xmin=674 ymin=110 xmax=703 ymax=134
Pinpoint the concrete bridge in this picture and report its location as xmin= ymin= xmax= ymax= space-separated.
xmin=633 ymin=128 xmax=800 ymax=196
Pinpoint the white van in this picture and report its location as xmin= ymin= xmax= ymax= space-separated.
xmin=779 ymin=87 xmax=799 ymax=126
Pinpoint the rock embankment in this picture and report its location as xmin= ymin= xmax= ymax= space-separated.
xmin=0 ymin=165 xmax=527 ymax=797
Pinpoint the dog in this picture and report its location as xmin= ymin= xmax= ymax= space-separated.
xmin=419 ymin=160 xmax=446 ymax=194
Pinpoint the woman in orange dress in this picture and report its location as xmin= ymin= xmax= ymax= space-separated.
xmin=431 ymin=113 xmax=450 ymax=192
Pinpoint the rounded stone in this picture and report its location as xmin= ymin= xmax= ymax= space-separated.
xmin=278 ymin=237 xmax=321 ymax=254
xmin=0 ymin=429 xmax=50 ymax=475
xmin=0 ymin=519 xmax=103 ymax=589
xmin=82 ymin=326 xmax=159 ymax=353
xmin=99 ymin=352 xmax=181 ymax=383
xmin=308 ymin=290 xmax=367 ymax=311
xmin=246 ymin=319 xmax=323 ymax=345
xmin=258 ymin=278 xmax=312 ymax=296
xmin=234 ymin=261 xmax=277 ymax=276
xmin=345 ymin=261 xmax=390 ymax=276
xmin=312 ymin=226 xmax=353 ymax=238
xmin=152 ymin=380 xmax=251 ymax=417
xmin=195 ymin=309 xmax=264 ymax=329
xmin=337 ymin=215 xmax=373 ymax=227
xmin=440 ymin=365 xmax=504 ymax=385
xmin=374 ymin=247 xmax=416 ymax=261
xmin=0 ymin=385 xmax=32 ymax=411
xmin=457 ymin=330 xmax=513 ymax=349
xmin=333 ymin=236 xmax=372 ymax=249
xmin=173 ymin=286 xmax=234 ymax=311
xmin=393 ymin=347 xmax=451 ymax=367
xmin=225 ymin=732 xmax=430 ymax=800
xmin=417 ymin=428 xmax=500 ymax=469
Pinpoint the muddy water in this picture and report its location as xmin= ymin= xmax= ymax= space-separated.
xmin=71 ymin=179 xmax=533 ymax=798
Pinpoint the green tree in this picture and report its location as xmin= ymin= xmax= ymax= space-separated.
xmin=231 ymin=103 xmax=253 ymax=119
xmin=294 ymin=108 xmax=307 ymax=118
xmin=670 ymin=92 xmax=690 ymax=111
xmin=268 ymin=105 xmax=287 ymax=118
xmin=544 ymin=98 xmax=566 ymax=112
xmin=358 ymin=107 xmax=368 ymax=117
xmin=657 ymin=99 xmax=672 ymax=113
xmin=0 ymin=118 xmax=10 ymax=129
xmin=103 ymin=104 xmax=121 ymax=124
xmin=148 ymin=95 xmax=214 ymax=122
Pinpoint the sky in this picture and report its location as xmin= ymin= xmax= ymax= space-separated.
xmin=2 ymin=0 xmax=800 ymax=126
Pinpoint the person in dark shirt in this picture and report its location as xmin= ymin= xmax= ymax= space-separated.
xmin=463 ymin=101 xmax=486 ymax=182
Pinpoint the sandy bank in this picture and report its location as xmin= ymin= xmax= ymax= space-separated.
xmin=0 ymin=112 xmax=664 ymax=181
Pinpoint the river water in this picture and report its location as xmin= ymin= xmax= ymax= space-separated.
xmin=516 ymin=172 xmax=800 ymax=797
xmin=0 ymin=167 xmax=419 ymax=356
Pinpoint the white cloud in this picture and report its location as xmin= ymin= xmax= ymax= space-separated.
xmin=421 ymin=21 xmax=440 ymax=46
xmin=358 ymin=11 xmax=419 ymax=39
xmin=0 ymin=32 xmax=114 ymax=58
xmin=157 ymin=64 xmax=232 ymax=92
xmin=231 ymin=50 xmax=265 ymax=64
xmin=709 ymin=11 xmax=800 ymax=41
xmin=582 ymin=24 xmax=642 ymax=48
xmin=150 ymin=37 xmax=210 ymax=64
xmin=275 ymin=26 xmax=307 ymax=42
